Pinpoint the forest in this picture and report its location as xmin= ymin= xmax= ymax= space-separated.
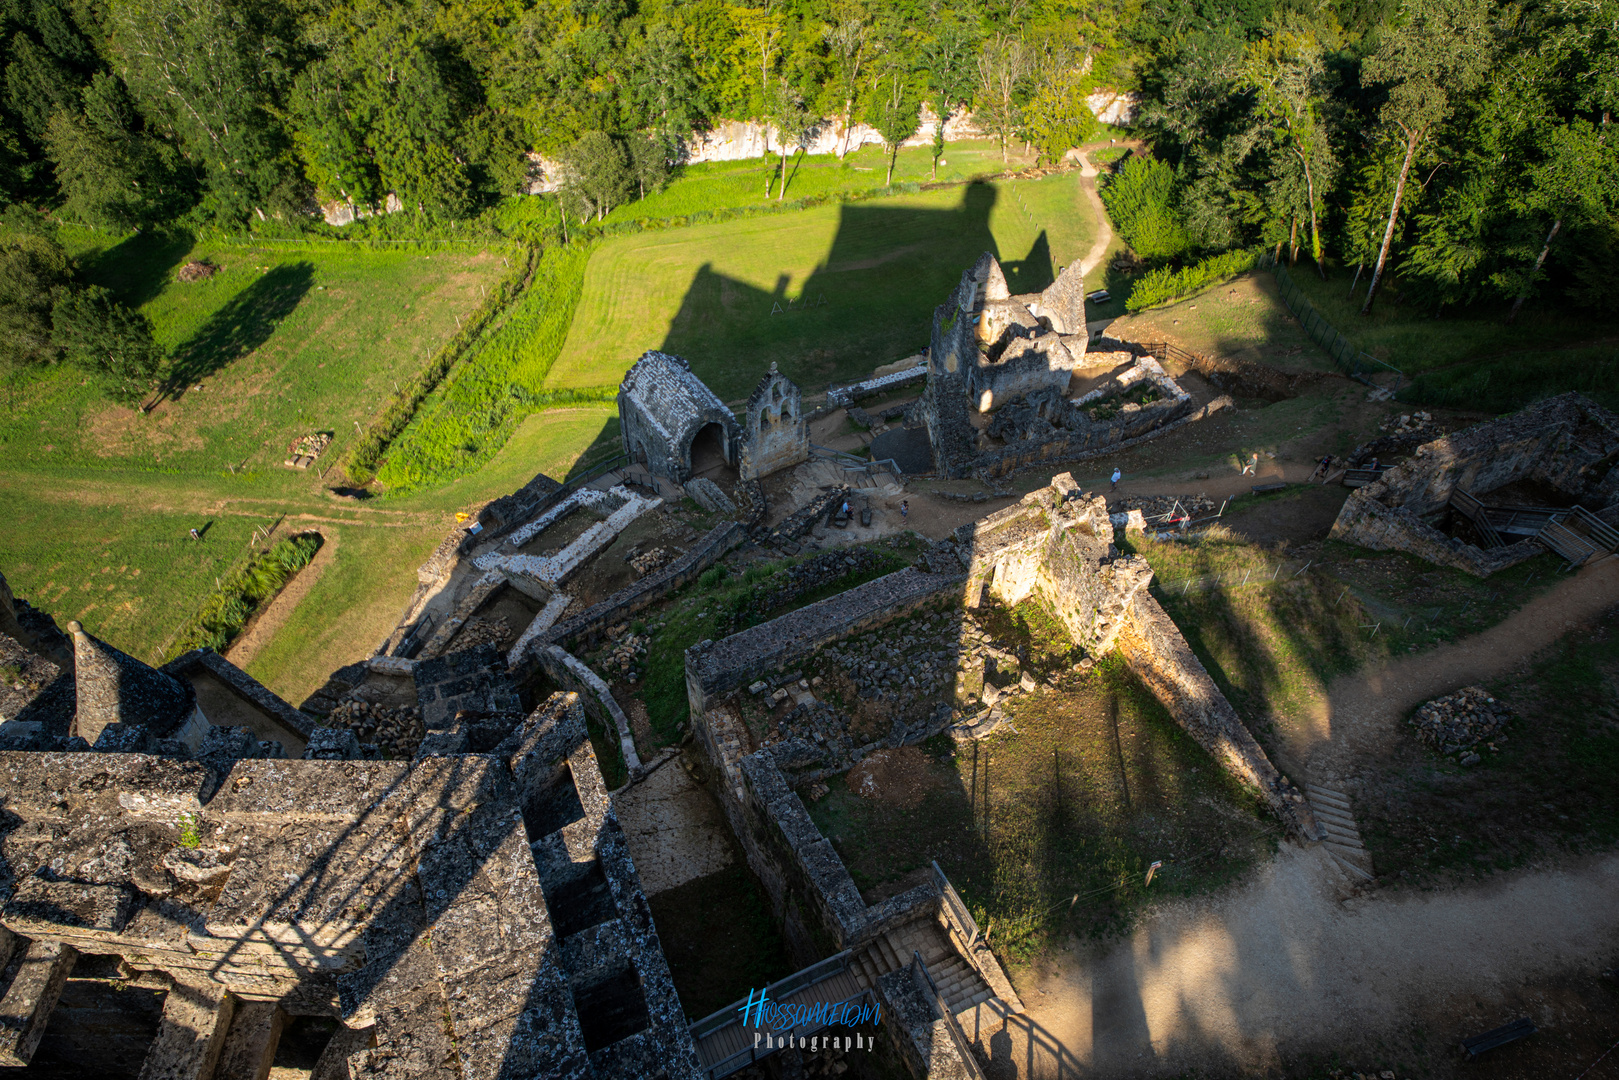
xmin=0 ymin=0 xmax=1615 ymax=398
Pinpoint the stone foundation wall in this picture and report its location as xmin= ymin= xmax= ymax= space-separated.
xmin=1117 ymin=591 xmax=1322 ymax=841
xmin=540 ymin=521 xmax=746 ymax=652
xmin=686 ymin=566 xmax=965 ymax=716
xmin=1329 ymin=490 xmax=1542 ymax=577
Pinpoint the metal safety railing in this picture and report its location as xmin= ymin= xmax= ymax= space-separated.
xmin=1258 ymin=252 xmax=1406 ymax=391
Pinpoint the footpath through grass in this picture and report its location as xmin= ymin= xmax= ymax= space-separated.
xmin=549 ymin=172 xmax=1095 ymax=402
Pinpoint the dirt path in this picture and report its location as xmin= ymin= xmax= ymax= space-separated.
xmin=967 ymin=555 xmax=1619 ymax=1077
xmin=224 ymin=528 xmax=336 ymax=670
xmin=1075 ymin=149 xmax=1114 ymax=278
xmin=971 ymin=844 xmax=1619 ymax=1078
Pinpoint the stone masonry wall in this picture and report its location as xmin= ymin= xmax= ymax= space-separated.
xmin=685 ymin=565 xmax=965 ymax=716
xmin=1117 ymin=591 xmax=1323 ymax=841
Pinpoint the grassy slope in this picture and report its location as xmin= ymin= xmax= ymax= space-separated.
xmin=3 ymin=230 xmax=502 ymax=474
xmin=0 ymin=230 xmax=506 ymax=676
xmin=548 ymin=172 xmax=1094 ymax=401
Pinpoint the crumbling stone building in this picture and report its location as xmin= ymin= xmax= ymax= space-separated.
xmin=617 ymin=350 xmax=741 ymax=483
xmin=1331 ymin=392 xmax=1619 ymax=575
xmin=738 ymin=363 xmax=809 ymax=481
xmin=920 ymin=253 xmax=1219 ymax=479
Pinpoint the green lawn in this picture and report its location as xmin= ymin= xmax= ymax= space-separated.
xmin=600 ymin=138 xmax=1035 ymax=226
xmin=548 ymin=173 xmax=1095 ymax=401
xmin=1 ymin=229 xmax=504 ymax=475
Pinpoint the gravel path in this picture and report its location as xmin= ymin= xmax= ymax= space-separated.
xmin=966 ymin=556 xmax=1619 ymax=1077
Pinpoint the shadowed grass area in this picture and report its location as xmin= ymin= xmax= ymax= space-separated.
xmin=1358 ymin=612 xmax=1619 ymax=888
xmin=548 ymin=173 xmax=1095 ymax=401
xmin=1400 ymin=344 xmax=1619 ymax=414
xmin=807 ymin=645 xmax=1276 ymax=963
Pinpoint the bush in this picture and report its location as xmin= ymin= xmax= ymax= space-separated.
xmin=1125 ymin=249 xmax=1261 ymax=312
xmin=1099 ymin=156 xmax=1192 ymax=262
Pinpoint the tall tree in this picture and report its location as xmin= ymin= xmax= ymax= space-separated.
xmin=867 ymin=68 xmax=920 ymax=184
xmin=52 ymin=284 xmax=163 ymax=402
xmin=4 ymin=32 xmax=81 ymax=140
xmin=108 ymin=0 xmax=303 ymax=223
xmin=0 ymin=222 xmax=70 ymax=372
xmin=46 ymin=73 xmax=183 ymax=228
xmin=557 ymin=130 xmax=631 ymax=221
xmin=823 ymin=6 xmax=868 ymax=157
xmin=765 ymin=77 xmax=813 ymax=200
xmin=921 ymin=8 xmax=976 ymax=179
xmin=1357 ymin=0 xmax=1494 ymax=314
xmin=1241 ymin=25 xmax=1337 ymax=276
xmin=976 ymin=31 xmax=1033 ymax=163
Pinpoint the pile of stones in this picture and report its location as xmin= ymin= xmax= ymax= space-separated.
xmin=325 ymin=699 xmax=425 ymax=758
xmin=598 ymin=630 xmax=647 ymax=681
xmin=1112 ymin=493 xmax=1218 ymax=520
xmin=1410 ymin=685 xmax=1509 ymax=764
xmin=628 ymin=546 xmax=675 ymax=577
xmin=821 ymin=613 xmax=963 ymax=705
xmin=452 ymin=615 xmax=511 ymax=652
xmin=1379 ymin=411 xmax=1434 ymax=435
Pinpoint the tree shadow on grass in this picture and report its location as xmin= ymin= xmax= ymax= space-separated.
xmin=161 ymin=262 xmax=314 ymax=400
xmin=75 ymin=229 xmax=195 ymax=310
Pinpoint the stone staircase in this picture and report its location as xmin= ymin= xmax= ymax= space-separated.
xmin=849 ymin=920 xmax=995 ymax=1016
xmin=1306 ymin=782 xmax=1374 ymax=881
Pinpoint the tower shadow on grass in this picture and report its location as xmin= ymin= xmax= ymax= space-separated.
xmin=657 ymin=182 xmax=1057 ymax=400
xmin=160 ymin=262 xmax=314 ymax=401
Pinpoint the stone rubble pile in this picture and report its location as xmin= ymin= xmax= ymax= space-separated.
xmin=449 ymin=614 xmax=511 ymax=653
xmin=1379 ymin=411 xmax=1433 ymax=435
xmin=324 ymin=699 xmax=425 ymax=759
xmin=1410 ymin=685 xmax=1509 ymax=763
xmin=597 ymin=629 xmax=648 ymax=681
xmin=628 ymin=545 xmax=675 ymax=577
xmin=1112 ymin=493 xmax=1218 ymax=520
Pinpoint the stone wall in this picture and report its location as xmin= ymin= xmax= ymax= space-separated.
xmin=0 ymin=692 xmax=701 ymax=1078
xmin=686 ymin=565 xmax=965 ymax=716
xmin=1117 ymin=591 xmax=1323 ymax=841
xmin=539 ymin=521 xmax=747 ymax=652
xmin=618 ymin=351 xmax=740 ymax=483
xmin=1328 ymin=393 xmax=1619 ymax=577
xmin=740 ymin=365 xmax=810 ymax=481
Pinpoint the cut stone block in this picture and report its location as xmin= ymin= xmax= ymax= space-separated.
xmin=137 ymin=976 xmax=235 ymax=1080
xmin=212 ymin=1001 xmax=283 ymax=1080
xmin=0 ymin=938 xmax=77 ymax=1066
xmin=310 ymin=1023 xmax=376 ymax=1080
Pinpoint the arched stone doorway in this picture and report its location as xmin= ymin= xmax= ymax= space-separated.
xmin=687 ymin=422 xmax=736 ymax=482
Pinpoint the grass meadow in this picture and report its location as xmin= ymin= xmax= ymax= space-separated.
xmin=548 ymin=171 xmax=1096 ymax=401
xmin=599 ymin=138 xmax=1035 ymax=226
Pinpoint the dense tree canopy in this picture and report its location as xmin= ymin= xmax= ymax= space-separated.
xmin=0 ymin=0 xmax=1609 ymax=319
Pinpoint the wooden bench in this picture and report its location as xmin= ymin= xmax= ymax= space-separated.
xmin=1461 ymin=1016 xmax=1536 ymax=1058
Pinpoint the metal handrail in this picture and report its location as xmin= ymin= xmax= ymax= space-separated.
xmin=911 ymin=952 xmax=987 ymax=1080
xmin=932 ymin=860 xmax=980 ymax=949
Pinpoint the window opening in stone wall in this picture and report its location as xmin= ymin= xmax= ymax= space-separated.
xmin=542 ymin=858 xmax=618 ymax=938
xmin=570 ymin=961 xmax=650 ymax=1053
xmin=270 ymin=1015 xmax=341 ymax=1077
xmin=23 ymin=954 xmax=166 ymax=1079
xmin=522 ymin=761 xmax=586 ymax=840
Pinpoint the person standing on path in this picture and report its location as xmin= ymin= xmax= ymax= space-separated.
xmin=1241 ymin=452 xmax=1259 ymax=476
xmin=1110 ymin=468 xmax=1121 ymax=491
xmin=901 ymin=500 xmax=908 ymax=522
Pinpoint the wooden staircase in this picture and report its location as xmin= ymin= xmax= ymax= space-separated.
xmin=1305 ymin=783 xmax=1374 ymax=882
xmin=850 ymin=921 xmax=995 ymax=1016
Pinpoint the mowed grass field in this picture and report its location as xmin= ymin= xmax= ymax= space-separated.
xmin=1 ymin=229 xmax=502 ymax=474
xmin=0 ymin=229 xmax=509 ymax=677
xmin=600 ymin=137 xmax=1034 ymax=225
xmin=548 ymin=171 xmax=1096 ymax=401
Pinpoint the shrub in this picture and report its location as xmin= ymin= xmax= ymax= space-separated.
xmin=1125 ymin=249 xmax=1261 ymax=312
xmin=1099 ymin=156 xmax=1192 ymax=262
xmin=165 ymin=533 xmax=321 ymax=659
